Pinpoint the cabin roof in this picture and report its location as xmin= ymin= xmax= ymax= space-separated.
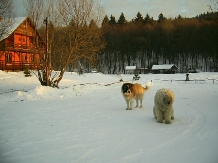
xmin=152 ymin=64 xmax=178 ymax=70
xmin=0 ymin=17 xmax=27 ymax=41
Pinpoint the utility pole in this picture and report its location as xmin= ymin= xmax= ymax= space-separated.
xmin=44 ymin=17 xmax=49 ymax=86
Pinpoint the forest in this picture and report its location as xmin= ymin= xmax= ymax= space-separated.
xmin=98 ymin=12 xmax=218 ymax=74
xmin=2 ymin=0 xmax=217 ymax=77
xmin=18 ymin=0 xmax=217 ymax=75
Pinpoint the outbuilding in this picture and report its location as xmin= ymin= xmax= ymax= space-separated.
xmin=152 ymin=64 xmax=178 ymax=74
xmin=125 ymin=66 xmax=136 ymax=74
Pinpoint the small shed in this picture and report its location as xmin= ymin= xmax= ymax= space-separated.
xmin=125 ymin=66 xmax=136 ymax=74
xmin=152 ymin=64 xmax=178 ymax=74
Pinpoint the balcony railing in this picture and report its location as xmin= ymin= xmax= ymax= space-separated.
xmin=0 ymin=60 xmax=40 ymax=71
xmin=5 ymin=41 xmax=45 ymax=52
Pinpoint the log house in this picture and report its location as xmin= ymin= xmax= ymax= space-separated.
xmin=0 ymin=17 xmax=45 ymax=71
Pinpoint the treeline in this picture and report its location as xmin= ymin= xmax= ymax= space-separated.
xmin=99 ymin=12 xmax=218 ymax=74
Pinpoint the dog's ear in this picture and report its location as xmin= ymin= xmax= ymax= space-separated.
xmin=122 ymin=83 xmax=133 ymax=93
xmin=122 ymin=83 xmax=128 ymax=93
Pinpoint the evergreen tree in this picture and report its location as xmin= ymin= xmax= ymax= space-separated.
xmin=109 ymin=15 xmax=116 ymax=25
xmin=135 ymin=12 xmax=144 ymax=23
xmin=117 ymin=12 xmax=127 ymax=25
xmin=158 ymin=13 xmax=166 ymax=22
xmin=102 ymin=15 xmax=109 ymax=27
xmin=144 ymin=13 xmax=153 ymax=24
xmin=176 ymin=14 xmax=183 ymax=19
xmin=23 ymin=67 xmax=32 ymax=77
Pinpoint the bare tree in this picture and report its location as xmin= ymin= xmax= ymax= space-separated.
xmin=0 ymin=0 xmax=14 ymax=41
xmin=23 ymin=0 xmax=49 ymax=86
xmin=49 ymin=0 xmax=106 ymax=87
xmin=208 ymin=0 xmax=218 ymax=12
xmin=23 ymin=0 xmax=44 ymax=27
xmin=23 ymin=0 xmax=105 ymax=88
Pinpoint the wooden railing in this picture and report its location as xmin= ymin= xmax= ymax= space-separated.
xmin=5 ymin=41 xmax=45 ymax=52
xmin=0 ymin=60 xmax=40 ymax=71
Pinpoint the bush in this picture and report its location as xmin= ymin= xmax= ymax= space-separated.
xmin=23 ymin=67 xmax=32 ymax=77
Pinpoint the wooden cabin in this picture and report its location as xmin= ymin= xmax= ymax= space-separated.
xmin=152 ymin=64 xmax=178 ymax=74
xmin=0 ymin=17 xmax=45 ymax=71
xmin=125 ymin=66 xmax=136 ymax=74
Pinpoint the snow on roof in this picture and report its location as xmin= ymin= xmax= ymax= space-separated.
xmin=152 ymin=64 xmax=178 ymax=70
xmin=0 ymin=17 xmax=27 ymax=41
xmin=125 ymin=66 xmax=136 ymax=70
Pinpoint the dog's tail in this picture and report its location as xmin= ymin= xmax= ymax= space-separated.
xmin=144 ymin=85 xmax=150 ymax=92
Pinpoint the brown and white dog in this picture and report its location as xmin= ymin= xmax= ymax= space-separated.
xmin=121 ymin=83 xmax=150 ymax=110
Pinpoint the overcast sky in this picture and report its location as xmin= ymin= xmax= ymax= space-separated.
xmin=13 ymin=0 xmax=211 ymax=20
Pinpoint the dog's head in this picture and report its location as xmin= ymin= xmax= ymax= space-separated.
xmin=162 ymin=91 xmax=174 ymax=106
xmin=122 ymin=83 xmax=134 ymax=96
xmin=163 ymin=97 xmax=173 ymax=106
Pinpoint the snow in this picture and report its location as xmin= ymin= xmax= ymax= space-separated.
xmin=0 ymin=70 xmax=218 ymax=163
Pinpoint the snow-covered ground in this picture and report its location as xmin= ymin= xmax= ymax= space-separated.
xmin=0 ymin=71 xmax=218 ymax=163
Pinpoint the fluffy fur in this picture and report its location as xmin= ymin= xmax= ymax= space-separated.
xmin=153 ymin=88 xmax=175 ymax=124
xmin=121 ymin=83 xmax=150 ymax=110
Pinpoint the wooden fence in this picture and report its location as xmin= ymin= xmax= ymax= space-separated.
xmin=150 ymin=79 xmax=218 ymax=84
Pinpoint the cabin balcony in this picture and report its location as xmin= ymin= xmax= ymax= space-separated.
xmin=4 ymin=41 xmax=45 ymax=53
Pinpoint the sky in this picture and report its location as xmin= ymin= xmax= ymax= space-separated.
xmin=13 ymin=0 xmax=211 ymax=21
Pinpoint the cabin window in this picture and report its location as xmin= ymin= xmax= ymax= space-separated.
xmin=6 ymin=53 xmax=12 ymax=63
xmin=23 ymin=38 xmax=25 ymax=42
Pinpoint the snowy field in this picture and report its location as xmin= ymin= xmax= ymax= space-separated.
xmin=0 ymin=70 xmax=218 ymax=163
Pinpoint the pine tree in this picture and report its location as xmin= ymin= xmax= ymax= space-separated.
xmin=117 ymin=12 xmax=127 ymax=25
xmin=144 ymin=13 xmax=153 ymax=24
xmin=135 ymin=12 xmax=143 ymax=23
xmin=109 ymin=15 xmax=116 ymax=25
xmin=158 ymin=13 xmax=165 ymax=22
xmin=102 ymin=15 xmax=109 ymax=27
xmin=23 ymin=67 xmax=32 ymax=77
xmin=176 ymin=14 xmax=183 ymax=19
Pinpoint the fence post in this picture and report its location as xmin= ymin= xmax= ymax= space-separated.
xmin=186 ymin=73 xmax=189 ymax=81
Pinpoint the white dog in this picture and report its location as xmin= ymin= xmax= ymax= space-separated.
xmin=153 ymin=88 xmax=175 ymax=124
xmin=121 ymin=83 xmax=150 ymax=110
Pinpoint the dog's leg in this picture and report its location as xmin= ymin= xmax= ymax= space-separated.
xmin=135 ymin=98 xmax=139 ymax=108
xmin=126 ymin=99 xmax=133 ymax=110
xmin=153 ymin=107 xmax=157 ymax=119
xmin=129 ymin=99 xmax=134 ymax=110
xmin=139 ymin=94 xmax=144 ymax=108
xmin=155 ymin=106 xmax=164 ymax=123
xmin=164 ymin=108 xmax=172 ymax=124
xmin=171 ymin=107 xmax=175 ymax=120
xmin=126 ymin=100 xmax=130 ymax=110
xmin=139 ymin=98 xmax=143 ymax=108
